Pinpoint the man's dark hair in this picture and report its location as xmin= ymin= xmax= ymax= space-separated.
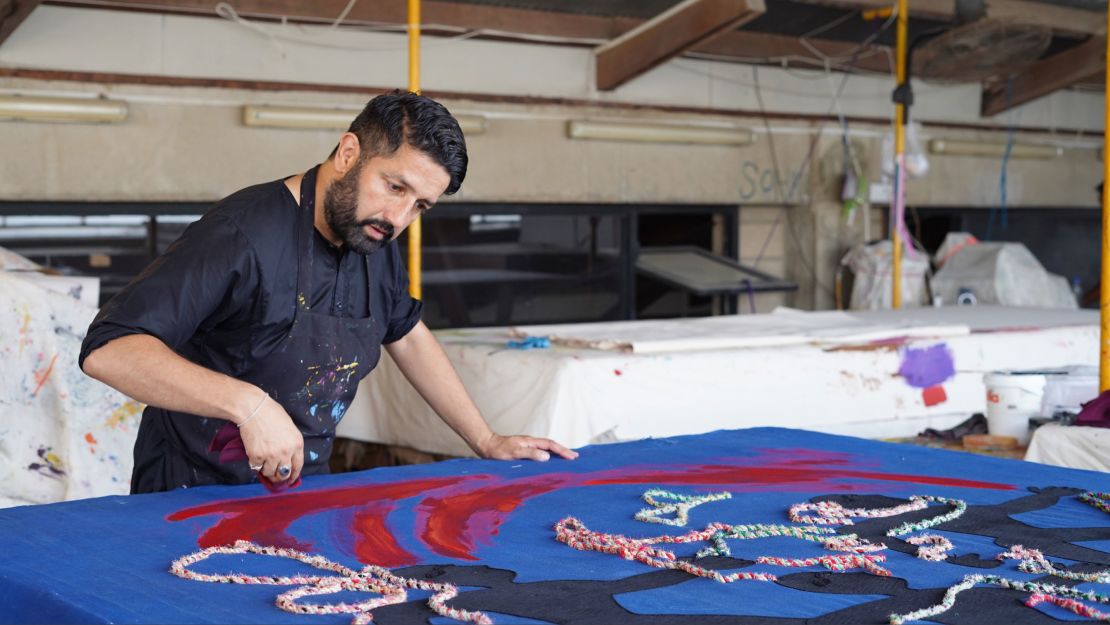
xmin=335 ymin=90 xmax=467 ymax=195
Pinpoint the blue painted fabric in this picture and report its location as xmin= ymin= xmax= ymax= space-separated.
xmin=1 ymin=427 xmax=1108 ymax=624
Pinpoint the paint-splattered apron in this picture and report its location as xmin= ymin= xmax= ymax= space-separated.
xmin=131 ymin=165 xmax=381 ymax=493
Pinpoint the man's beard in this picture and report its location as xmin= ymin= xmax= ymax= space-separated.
xmin=323 ymin=165 xmax=395 ymax=256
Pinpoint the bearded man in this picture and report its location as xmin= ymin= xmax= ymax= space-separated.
xmin=80 ymin=91 xmax=576 ymax=494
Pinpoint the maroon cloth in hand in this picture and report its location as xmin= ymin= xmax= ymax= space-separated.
xmin=207 ymin=422 xmax=302 ymax=492
xmin=1076 ymin=389 xmax=1110 ymax=428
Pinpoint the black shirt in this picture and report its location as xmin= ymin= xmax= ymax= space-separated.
xmin=79 ymin=178 xmax=422 ymax=374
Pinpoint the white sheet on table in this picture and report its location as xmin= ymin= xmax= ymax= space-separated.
xmin=342 ymin=307 xmax=1100 ymax=456
xmin=511 ymin=308 xmax=969 ymax=353
xmin=1025 ymin=424 xmax=1110 ymax=472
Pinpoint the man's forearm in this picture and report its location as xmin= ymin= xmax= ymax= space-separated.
xmin=385 ymin=322 xmax=495 ymax=455
xmin=82 ymin=334 xmax=262 ymax=424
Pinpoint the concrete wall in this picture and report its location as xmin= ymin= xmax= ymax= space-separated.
xmin=0 ymin=5 xmax=1104 ymax=312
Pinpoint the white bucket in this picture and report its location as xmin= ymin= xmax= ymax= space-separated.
xmin=984 ymin=371 xmax=1046 ymax=446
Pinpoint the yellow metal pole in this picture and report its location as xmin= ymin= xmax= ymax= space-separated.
xmin=1101 ymin=15 xmax=1110 ymax=392
xmin=407 ymin=0 xmax=423 ymax=300
xmin=891 ymin=0 xmax=908 ymax=309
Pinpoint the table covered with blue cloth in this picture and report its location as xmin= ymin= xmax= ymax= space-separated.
xmin=2 ymin=427 xmax=1109 ymax=624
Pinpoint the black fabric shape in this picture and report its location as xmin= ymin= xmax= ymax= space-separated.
xmin=364 ymin=488 xmax=1107 ymax=624
xmin=373 ymin=565 xmax=1077 ymax=625
xmin=807 ymin=487 xmax=1110 ymax=567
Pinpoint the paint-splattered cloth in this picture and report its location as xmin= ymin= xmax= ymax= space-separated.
xmin=0 ymin=271 xmax=141 ymax=507
xmin=1 ymin=427 xmax=1109 ymax=624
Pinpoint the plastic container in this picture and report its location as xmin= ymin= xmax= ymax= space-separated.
xmin=984 ymin=371 xmax=1047 ymax=446
xmin=1040 ymin=366 xmax=1098 ymax=417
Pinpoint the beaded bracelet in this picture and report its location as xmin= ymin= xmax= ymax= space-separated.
xmin=170 ymin=540 xmax=491 ymax=625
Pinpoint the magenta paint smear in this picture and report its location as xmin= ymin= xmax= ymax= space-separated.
xmin=899 ymin=344 xmax=955 ymax=389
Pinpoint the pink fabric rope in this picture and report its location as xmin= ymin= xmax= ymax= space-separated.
xmin=170 ymin=540 xmax=491 ymax=625
xmin=1026 ymin=593 xmax=1110 ymax=620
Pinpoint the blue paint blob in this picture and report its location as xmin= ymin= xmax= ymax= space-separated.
xmin=308 ymin=404 xmax=318 ymax=417
xmin=331 ymin=401 xmax=347 ymax=422
xmin=308 ymin=450 xmax=319 ymax=462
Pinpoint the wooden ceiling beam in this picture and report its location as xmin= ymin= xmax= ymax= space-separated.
xmin=49 ymin=0 xmax=887 ymax=75
xmin=47 ymin=1 xmax=637 ymax=39
xmin=981 ymin=35 xmax=1105 ymax=116
xmin=594 ymin=0 xmax=766 ymax=91
xmin=0 ymin=0 xmax=44 ymax=47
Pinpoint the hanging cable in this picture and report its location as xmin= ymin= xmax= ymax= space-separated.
xmin=328 ymin=0 xmax=359 ymax=29
xmin=746 ymin=11 xmax=896 ymax=299
xmin=988 ymin=77 xmax=1018 ymax=241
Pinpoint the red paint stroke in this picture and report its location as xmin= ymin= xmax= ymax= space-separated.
xmin=351 ymin=501 xmax=411 ymax=566
xmin=31 ymin=353 xmax=58 ymax=397
xmin=84 ymin=432 xmax=98 ymax=445
xmin=418 ymin=476 xmax=574 ymax=561
xmin=614 ymin=369 xmax=622 ymax=376
xmin=169 ymin=475 xmax=480 ymax=566
xmin=747 ymin=448 xmax=861 ymax=468
xmin=923 ymin=385 xmax=948 ymax=407
xmin=581 ymin=464 xmax=1010 ymax=490
xmin=169 ymin=450 xmax=1015 ymax=568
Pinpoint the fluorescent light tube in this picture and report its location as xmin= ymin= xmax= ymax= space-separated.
xmin=928 ymin=138 xmax=1062 ymax=159
xmin=567 ymin=120 xmax=753 ymax=145
xmin=243 ymin=105 xmax=487 ymax=134
xmin=0 ymin=95 xmax=127 ymax=123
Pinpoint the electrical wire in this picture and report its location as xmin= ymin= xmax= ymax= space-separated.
xmin=670 ymin=60 xmax=896 ymax=100
xmin=214 ymin=2 xmax=607 ymax=52
xmin=988 ymin=77 xmax=1019 ymax=241
xmin=328 ymin=0 xmax=359 ymax=29
xmin=746 ymin=9 xmax=898 ymax=300
xmin=750 ymin=65 xmax=837 ymax=298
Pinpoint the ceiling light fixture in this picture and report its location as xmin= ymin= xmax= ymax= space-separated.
xmin=0 ymin=95 xmax=128 ymax=124
xmin=928 ymin=138 xmax=1063 ymax=159
xmin=567 ymin=120 xmax=753 ymax=145
xmin=243 ymin=105 xmax=487 ymax=135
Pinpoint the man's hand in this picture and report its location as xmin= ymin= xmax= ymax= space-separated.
xmin=477 ymin=433 xmax=579 ymax=462
xmin=238 ymin=396 xmax=305 ymax=483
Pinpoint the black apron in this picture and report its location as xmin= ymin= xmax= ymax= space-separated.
xmin=131 ymin=166 xmax=382 ymax=493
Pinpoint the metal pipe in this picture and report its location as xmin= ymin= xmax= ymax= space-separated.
xmin=407 ymin=0 xmax=423 ymax=299
xmin=1101 ymin=19 xmax=1109 ymax=392
xmin=892 ymin=0 xmax=908 ymax=309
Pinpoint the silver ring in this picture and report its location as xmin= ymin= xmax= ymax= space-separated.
xmin=249 ymin=463 xmax=263 ymax=472
xmin=278 ymin=465 xmax=292 ymax=478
